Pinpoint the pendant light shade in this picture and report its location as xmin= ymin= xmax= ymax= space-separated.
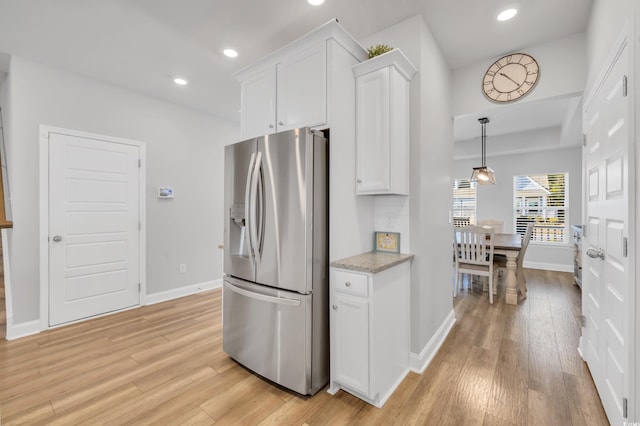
xmin=470 ymin=117 xmax=496 ymax=184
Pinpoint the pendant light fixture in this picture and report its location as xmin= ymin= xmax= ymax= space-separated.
xmin=470 ymin=117 xmax=496 ymax=184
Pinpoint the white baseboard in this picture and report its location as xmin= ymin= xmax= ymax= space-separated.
xmin=523 ymin=261 xmax=573 ymax=273
xmin=145 ymin=279 xmax=222 ymax=305
xmin=409 ymin=308 xmax=456 ymax=374
xmin=6 ymin=319 xmax=42 ymax=340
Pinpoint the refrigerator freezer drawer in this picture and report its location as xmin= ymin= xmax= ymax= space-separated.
xmin=223 ymin=277 xmax=314 ymax=395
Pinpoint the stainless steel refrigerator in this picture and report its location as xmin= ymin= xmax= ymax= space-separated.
xmin=222 ymin=127 xmax=328 ymax=395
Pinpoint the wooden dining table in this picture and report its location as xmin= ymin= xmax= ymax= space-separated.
xmin=493 ymin=233 xmax=523 ymax=305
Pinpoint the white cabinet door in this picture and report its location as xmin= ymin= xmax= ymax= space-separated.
xmin=332 ymin=293 xmax=369 ymax=395
xmin=240 ymin=67 xmax=276 ymax=139
xmin=354 ymin=49 xmax=414 ymax=195
xmin=355 ymin=67 xmax=390 ymax=193
xmin=276 ymin=43 xmax=327 ymax=132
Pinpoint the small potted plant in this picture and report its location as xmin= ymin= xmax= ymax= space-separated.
xmin=367 ymin=44 xmax=393 ymax=59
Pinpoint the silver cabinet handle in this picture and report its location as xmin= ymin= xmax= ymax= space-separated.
xmin=268 ymin=124 xmax=274 ymax=129
xmin=356 ymin=179 xmax=362 ymax=183
xmin=586 ymin=248 xmax=605 ymax=260
xmin=278 ymin=121 xmax=284 ymax=125
xmin=332 ymin=305 xmax=337 ymax=310
xmin=52 ymin=235 xmax=62 ymax=242
xmin=345 ymin=282 xmax=351 ymax=287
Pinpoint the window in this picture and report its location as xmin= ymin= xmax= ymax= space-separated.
xmin=514 ymin=173 xmax=568 ymax=244
xmin=452 ymin=179 xmax=476 ymax=226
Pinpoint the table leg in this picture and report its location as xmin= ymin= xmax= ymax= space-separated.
xmin=505 ymin=251 xmax=519 ymax=305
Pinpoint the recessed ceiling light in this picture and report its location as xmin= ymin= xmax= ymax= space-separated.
xmin=497 ymin=8 xmax=518 ymax=21
xmin=223 ymin=48 xmax=238 ymax=58
xmin=173 ymin=77 xmax=189 ymax=86
xmin=308 ymin=0 xmax=324 ymax=5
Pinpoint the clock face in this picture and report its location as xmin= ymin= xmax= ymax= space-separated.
xmin=482 ymin=53 xmax=539 ymax=103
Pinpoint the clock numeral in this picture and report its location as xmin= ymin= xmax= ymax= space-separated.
xmin=507 ymin=92 xmax=512 ymax=101
xmin=517 ymin=89 xmax=525 ymax=96
xmin=525 ymin=81 xmax=533 ymax=86
xmin=486 ymin=70 xmax=496 ymax=77
xmin=527 ymin=70 xmax=538 ymax=75
xmin=484 ymin=80 xmax=492 ymax=86
xmin=506 ymin=56 xmax=513 ymax=64
xmin=487 ymin=88 xmax=495 ymax=95
xmin=522 ymin=61 xmax=534 ymax=66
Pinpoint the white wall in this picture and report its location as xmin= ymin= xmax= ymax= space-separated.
xmin=454 ymin=140 xmax=581 ymax=272
xmin=586 ymin=0 xmax=635 ymax=89
xmin=5 ymin=56 xmax=237 ymax=326
xmin=452 ymin=32 xmax=587 ymax=117
xmin=361 ymin=15 xmax=454 ymax=356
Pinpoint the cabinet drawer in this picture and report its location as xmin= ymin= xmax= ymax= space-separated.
xmin=334 ymin=271 xmax=368 ymax=297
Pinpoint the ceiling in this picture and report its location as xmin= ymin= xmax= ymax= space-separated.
xmin=0 ymin=0 xmax=593 ymax=129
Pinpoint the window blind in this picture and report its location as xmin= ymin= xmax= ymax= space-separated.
xmin=452 ymin=179 xmax=477 ymax=226
xmin=513 ymin=173 xmax=568 ymax=244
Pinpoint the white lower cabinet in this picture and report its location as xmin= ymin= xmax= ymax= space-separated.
xmin=328 ymin=261 xmax=410 ymax=408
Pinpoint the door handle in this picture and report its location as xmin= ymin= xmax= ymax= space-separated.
xmin=249 ymin=152 xmax=262 ymax=261
xmin=586 ymin=248 xmax=605 ymax=260
xmin=245 ymin=153 xmax=257 ymax=261
xmin=224 ymin=281 xmax=301 ymax=307
xmin=52 ymin=235 xmax=62 ymax=242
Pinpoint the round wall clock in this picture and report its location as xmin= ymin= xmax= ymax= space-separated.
xmin=482 ymin=53 xmax=540 ymax=103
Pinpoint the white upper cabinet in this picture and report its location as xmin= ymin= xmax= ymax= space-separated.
xmin=276 ymin=43 xmax=327 ymax=132
xmin=240 ymin=67 xmax=277 ymax=139
xmin=236 ymin=19 xmax=365 ymax=140
xmin=353 ymin=49 xmax=417 ymax=195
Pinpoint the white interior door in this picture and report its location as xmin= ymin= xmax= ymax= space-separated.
xmin=582 ymin=38 xmax=631 ymax=424
xmin=49 ymin=132 xmax=141 ymax=326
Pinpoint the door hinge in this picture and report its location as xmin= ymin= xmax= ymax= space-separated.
xmin=138 ymin=159 xmax=141 ymax=168
xmin=623 ymin=237 xmax=628 ymax=257
xmin=623 ymin=397 xmax=628 ymax=418
xmin=582 ymin=224 xmax=587 ymax=238
xmin=138 ymin=283 xmax=141 ymax=293
xmin=138 ymin=220 xmax=141 ymax=231
xmin=622 ymin=75 xmax=628 ymax=97
xmin=582 ymin=133 xmax=587 ymax=147
xmin=581 ymin=315 xmax=587 ymax=327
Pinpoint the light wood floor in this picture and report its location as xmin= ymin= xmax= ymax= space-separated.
xmin=0 ymin=269 xmax=608 ymax=425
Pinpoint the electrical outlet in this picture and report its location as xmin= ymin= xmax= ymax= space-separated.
xmin=179 ymin=264 xmax=186 ymax=273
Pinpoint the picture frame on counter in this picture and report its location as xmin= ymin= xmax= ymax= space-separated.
xmin=373 ymin=231 xmax=400 ymax=254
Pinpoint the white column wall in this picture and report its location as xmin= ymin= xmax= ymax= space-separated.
xmin=361 ymin=15 xmax=454 ymax=356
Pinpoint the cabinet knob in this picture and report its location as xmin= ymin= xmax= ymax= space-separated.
xmin=332 ymin=305 xmax=337 ymax=310
xmin=356 ymin=179 xmax=362 ymax=184
xmin=345 ymin=282 xmax=351 ymax=287
xmin=268 ymin=124 xmax=274 ymax=129
xmin=278 ymin=121 xmax=284 ymax=126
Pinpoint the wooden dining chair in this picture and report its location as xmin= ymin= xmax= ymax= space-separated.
xmin=494 ymin=222 xmax=534 ymax=295
xmin=453 ymin=225 xmax=496 ymax=304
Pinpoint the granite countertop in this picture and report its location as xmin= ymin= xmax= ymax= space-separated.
xmin=330 ymin=252 xmax=414 ymax=274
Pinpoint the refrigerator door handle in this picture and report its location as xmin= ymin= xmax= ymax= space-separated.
xmin=244 ymin=152 xmax=257 ymax=262
xmin=249 ymin=152 xmax=262 ymax=261
xmin=224 ymin=281 xmax=301 ymax=307
xmin=256 ymin=155 xmax=265 ymax=255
